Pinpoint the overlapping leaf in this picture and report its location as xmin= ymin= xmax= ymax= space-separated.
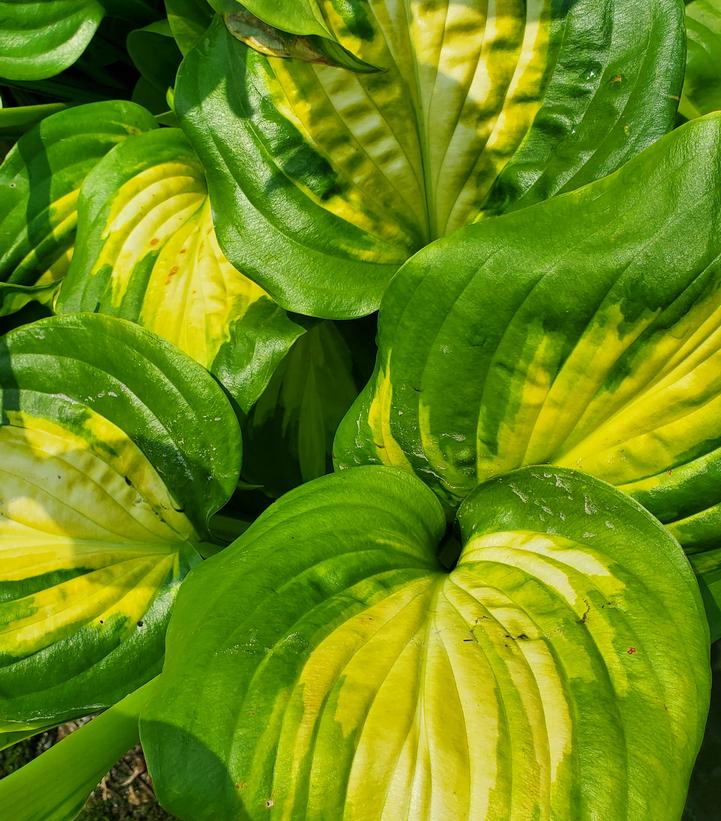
xmin=57 ymin=127 xmax=304 ymax=412
xmin=0 ymin=314 xmax=241 ymax=736
xmin=176 ymin=0 xmax=685 ymax=317
xmin=141 ymin=466 xmax=709 ymax=820
xmin=336 ymin=114 xmax=721 ymax=556
xmin=680 ymin=0 xmax=721 ymax=119
xmin=0 ymin=101 xmax=157 ymax=316
xmin=242 ymin=321 xmax=359 ymax=496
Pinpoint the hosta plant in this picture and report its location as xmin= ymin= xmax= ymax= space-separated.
xmin=0 ymin=1 xmax=720 ymax=820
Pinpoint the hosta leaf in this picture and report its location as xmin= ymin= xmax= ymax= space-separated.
xmin=165 ymin=0 xmax=214 ymax=55
xmin=0 ymin=314 xmax=241 ymax=732
xmin=57 ymin=127 xmax=304 ymax=412
xmin=0 ymin=0 xmax=105 ymax=81
xmin=127 ymin=19 xmax=183 ymax=99
xmin=242 ymin=321 xmax=360 ymax=496
xmin=680 ymin=0 xmax=721 ymax=119
xmin=0 ymin=102 xmax=65 ymax=141
xmin=0 ymin=101 xmax=157 ymax=316
xmin=141 ymin=466 xmax=709 ymax=821
xmin=336 ymin=114 xmax=721 ymax=555
xmin=229 ymin=0 xmax=332 ymax=39
xmin=175 ymin=1 xmax=685 ymax=317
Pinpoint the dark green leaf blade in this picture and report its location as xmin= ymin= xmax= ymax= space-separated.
xmin=0 ymin=0 xmax=105 ymax=81
xmin=242 ymin=321 xmax=360 ymax=496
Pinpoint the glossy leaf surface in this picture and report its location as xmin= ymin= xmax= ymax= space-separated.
xmin=0 ymin=0 xmax=105 ymax=81
xmin=336 ymin=114 xmax=721 ymax=555
xmin=680 ymin=0 xmax=721 ymax=119
xmin=57 ymin=127 xmax=304 ymax=412
xmin=0 ymin=314 xmax=241 ymax=732
xmin=176 ymin=1 xmax=684 ymax=317
xmin=142 ymin=466 xmax=709 ymax=820
xmin=0 ymin=101 xmax=157 ymax=316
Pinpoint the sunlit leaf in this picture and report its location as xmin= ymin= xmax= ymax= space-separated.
xmin=57 ymin=127 xmax=305 ymax=412
xmin=0 ymin=314 xmax=241 ymax=733
xmin=176 ymin=1 xmax=685 ymax=317
xmin=142 ymin=466 xmax=709 ymax=820
xmin=0 ymin=101 xmax=157 ymax=316
xmin=0 ymin=0 xmax=105 ymax=81
xmin=335 ymin=114 xmax=721 ymax=559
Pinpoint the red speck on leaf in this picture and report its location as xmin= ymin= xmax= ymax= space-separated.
xmin=627 ymin=647 xmax=637 ymax=655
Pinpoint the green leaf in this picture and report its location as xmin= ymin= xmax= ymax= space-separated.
xmin=165 ymin=0 xmax=213 ymax=55
xmin=0 ymin=314 xmax=241 ymax=732
xmin=56 ymin=127 xmax=305 ymax=412
xmin=0 ymin=677 xmax=159 ymax=821
xmin=242 ymin=321 xmax=360 ymax=496
xmin=141 ymin=465 xmax=709 ymax=820
xmin=175 ymin=1 xmax=685 ymax=318
xmin=0 ymin=0 xmax=105 ymax=81
xmin=231 ymin=0 xmax=331 ymax=38
xmin=0 ymin=102 xmax=66 ymax=141
xmin=0 ymin=101 xmax=157 ymax=315
xmin=335 ymin=114 xmax=721 ymax=555
xmin=691 ymin=550 xmax=721 ymax=642
xmin=127 ymin=19 xmax=182 ymax=96
xmin=680 ymin=0 xmax=721 ymax=119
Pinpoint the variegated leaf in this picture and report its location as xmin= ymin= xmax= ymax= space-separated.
xmin=335 ymin=114 xmax=721 ymax=558
xmin=57 ymin=127 xmax=304 ymax=412
xmin=0 ymin=101 xmax=157 ymax=316
xmin=176 ymin=1 xmax=685 ymax=317
xmin=141 ymin=466 xmax=709 ymax=820
xmin=0 ymin=314 xmax=241 ymax=735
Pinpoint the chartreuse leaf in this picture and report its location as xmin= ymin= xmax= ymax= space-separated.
xmin=0 ymin=314 xmax=241 ymax=735
xmin=175 ymin=1 xmax=684 ymax=318
xmin=242 ymin=321 xmax=359 ymax=496
xmin=680 ymin=0 xmax=721 ymax=119
xmin=0 ymin=0 xmax=105 ymax=81
xmin=0 ymin=101 xmax=157 ymax=316
xmin=0 ymin=677 xmax=159 ymax=821
xmin=336 ymin=114 xmax=721 ymax=556
xmin=56 ymin=127 xmax=304 ymax=412
xmin=141 ymin=466 xmax=709 ymax=821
